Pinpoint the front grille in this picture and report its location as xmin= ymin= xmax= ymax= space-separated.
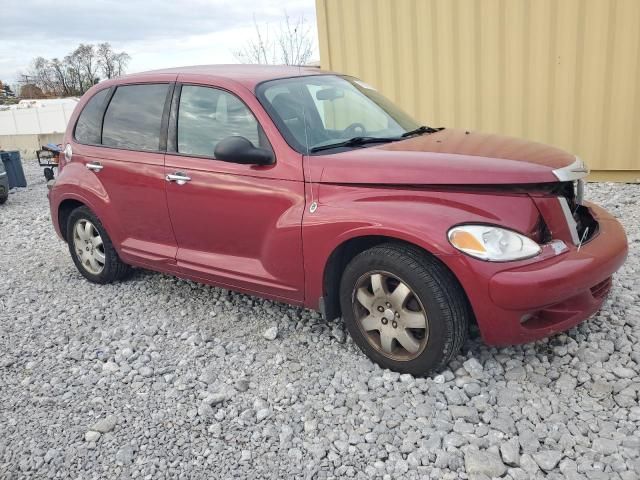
xmin=557 ymin=180 xmax=598 ymax=245
xmin=572 ymin=204 xmax=598 ymax=244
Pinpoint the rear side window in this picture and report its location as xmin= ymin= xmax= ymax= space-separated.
xmin=177 ymin=85 xmax=261 ymax=157
xmin=74 ymin=88 xmax=109 ymax=145
xmin=102 ymin=84 xmax=169 ymax=151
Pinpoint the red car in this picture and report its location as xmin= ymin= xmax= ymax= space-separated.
xmin=48 ymin=65 xmax=628 ymax=375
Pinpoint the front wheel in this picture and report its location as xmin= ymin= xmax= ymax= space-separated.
xmin=339 ymin=243 xmax=470 ymax=376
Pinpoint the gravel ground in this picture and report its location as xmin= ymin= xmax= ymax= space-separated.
xmin=1 ymin=161 xmax=639 ymax=480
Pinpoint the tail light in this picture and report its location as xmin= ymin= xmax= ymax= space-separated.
xmin=59 ymin=143 xmax=72 ymax=171
xmin=64 ymin=143 xmax=73 ymax=162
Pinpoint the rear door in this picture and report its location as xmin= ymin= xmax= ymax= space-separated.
xmin=72 ymin=78 xmax=178 ymax=267
xmin=163 ymin=80 xmax=305 ymax=302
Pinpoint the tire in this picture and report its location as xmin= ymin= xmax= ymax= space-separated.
xmin=66 ymin=206 xmax=130 ymax=284
xmin=339 ymin=243 xmax=470 ymax=376
xmin=0 ymin=193 xmax=7 ymax=205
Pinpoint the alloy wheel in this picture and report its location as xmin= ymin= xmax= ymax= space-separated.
xmin=72 ymin=219 xmax=105 ymax=275
xmin=352 ymin=271 xmax=429 ymax=361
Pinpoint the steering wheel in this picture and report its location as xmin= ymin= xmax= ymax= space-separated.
xmin=343 ymin=122 xmax=367 ymax=137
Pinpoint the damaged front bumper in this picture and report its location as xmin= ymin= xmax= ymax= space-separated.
xmin=478 ymin=203 xmax=627 ymax=345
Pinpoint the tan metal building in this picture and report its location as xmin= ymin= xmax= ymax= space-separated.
xmin=316 ymin=0 xmax=640 ymax=182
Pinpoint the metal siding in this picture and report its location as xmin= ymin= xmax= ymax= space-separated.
xmin=316 ymin=0 xmax=640 ymax=176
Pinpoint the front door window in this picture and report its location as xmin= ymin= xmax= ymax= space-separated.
xmin=177 ymin=85 xmax=262 ymax=157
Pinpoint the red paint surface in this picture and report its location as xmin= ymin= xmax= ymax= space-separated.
xmin=49 ymin=67 xmax=628 ymax=345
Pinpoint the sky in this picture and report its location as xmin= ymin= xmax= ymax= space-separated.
xmin=0 ymin=0 xmax=318 ymax=84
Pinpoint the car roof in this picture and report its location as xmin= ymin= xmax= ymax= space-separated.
xmin=113 ymin=64 xmax=329 ymax=89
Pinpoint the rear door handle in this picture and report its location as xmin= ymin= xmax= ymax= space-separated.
xmin=166 ymin=172 xmax=191 ymax=185
xmin=86 ymin=162 xmax=103 ymax=172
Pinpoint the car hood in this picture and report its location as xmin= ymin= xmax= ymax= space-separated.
xmin=308 ymin=129 xmax=579 ymax=185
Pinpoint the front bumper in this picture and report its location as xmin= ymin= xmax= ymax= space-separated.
xmin=460 ymin=203 xmax=627 ymax=345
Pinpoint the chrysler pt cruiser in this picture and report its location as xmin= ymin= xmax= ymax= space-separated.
xmin=48 ymin=65 xmax=628 ymax=375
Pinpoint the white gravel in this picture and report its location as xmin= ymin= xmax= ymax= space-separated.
xmin=1 ymin=161 xmax=639 ymax=479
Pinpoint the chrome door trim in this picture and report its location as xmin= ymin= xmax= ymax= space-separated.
xmin=166 ymin=172 xmax=191 ymax=185
xmin=86 ymin=162 xmax=104 ymax=172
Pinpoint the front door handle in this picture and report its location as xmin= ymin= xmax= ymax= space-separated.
xmin=166 ymin=172 xmax=191 ymax=185
xmin=86 ymin=162 xmax=103 ymax=172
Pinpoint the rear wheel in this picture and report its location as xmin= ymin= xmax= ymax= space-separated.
xmin=66 ymin=206 xmax=130 ymax=283
xmin=340 ymin=243 xmax=470 ymax=376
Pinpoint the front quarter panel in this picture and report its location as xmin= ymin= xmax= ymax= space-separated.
xmin=302 ymin=184 xmax=541 ymax=311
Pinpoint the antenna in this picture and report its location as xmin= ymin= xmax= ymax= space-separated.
xmin=298 ymin=61 xmax=317 ymax=213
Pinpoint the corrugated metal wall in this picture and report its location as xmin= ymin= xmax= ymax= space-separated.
xmin=316 ymin=0 xmax=640 ymax=181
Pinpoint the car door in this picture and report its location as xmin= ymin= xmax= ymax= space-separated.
xmin=72 ymin=78 xmax=178 ymax=267
xmin=164 ymin=80 xmax=305 ymax=302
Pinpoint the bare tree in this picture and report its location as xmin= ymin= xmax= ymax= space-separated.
xmin=29 ymin=54 xmax=78 ymax=96
xmin=97 ymin=43 xmax=131 ymax=79
xmin=25 ymin=43 xmax=131 ymax=97
xmin=50 ymin=58 xmax=75 ymax=96
xmin=74 ymin=44 xmax=100 ymax=88
xmin=278 ymin=13 xmax=314 ymax=66
xmin=97 ymin=43 xmax=116 ymax=79
xmin=234 ymin=15 xmax=277 ymax=65
xmin=113 ymin=51 xmax=131 ymax=77
xmin=235 ymin=12 xmax=315 ymax=66
xmin=64 ymin=51 xmax=85 ymax=93
xmin=30 ymin=57 xmax=57 ymax=94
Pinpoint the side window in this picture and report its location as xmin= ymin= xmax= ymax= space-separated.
xmin=102 ymin=84 xmax=169 ymax=151
xmin=177 ymin=85 xmax=261 ymax=157
xmin=74 ymin=88 xmax=109 ymax=145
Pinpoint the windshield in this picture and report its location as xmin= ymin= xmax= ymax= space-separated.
xmin=256 ymin=75 xmax=421 ymax=154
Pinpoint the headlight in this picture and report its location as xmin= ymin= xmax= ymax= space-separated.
xmin=448 ymin=225 xmax=541 ymax=261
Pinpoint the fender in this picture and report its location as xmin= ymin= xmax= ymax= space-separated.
xmin=302 ymin=184 xmax=541 ymax=311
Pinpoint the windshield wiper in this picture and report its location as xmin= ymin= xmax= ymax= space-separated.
xmin=401 ymin=125 xmax=444 ymax=137
xmin=309 ymin=136 xmax=399 ymax=153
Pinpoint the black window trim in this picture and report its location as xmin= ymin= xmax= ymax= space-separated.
xmin=73 ymin=81 xmax=176 ymax=154
xmin=72 ymin=86 xmax=113 ymax=147
xmin=166 ymin=82 xmax=275 ymax=163
xmin=166 ymin=82 xmax=182 ymax=154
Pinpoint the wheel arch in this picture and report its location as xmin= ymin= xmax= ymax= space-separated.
xmin=320 ymin=234 xmax=472 ymax=322
xmin=58 ymin=198 xmax=87 ymax=242
xmin=51 ymin=181 xmax=121 ymax=247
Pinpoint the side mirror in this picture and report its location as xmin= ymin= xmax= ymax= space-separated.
xmin=214 ymin=136 xmax=274 ymax=166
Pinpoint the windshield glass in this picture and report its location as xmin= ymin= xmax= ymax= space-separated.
xmin=256 ymin=75 xmax=421 ymax=154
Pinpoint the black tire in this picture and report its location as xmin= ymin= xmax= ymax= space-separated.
xmin=66 ymin=206 xmax=130 ymax=284
xmin=0 ymin=193 xmax=7 ymax=205
xmin=339 ymin=243 xmax=470 ymax=376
